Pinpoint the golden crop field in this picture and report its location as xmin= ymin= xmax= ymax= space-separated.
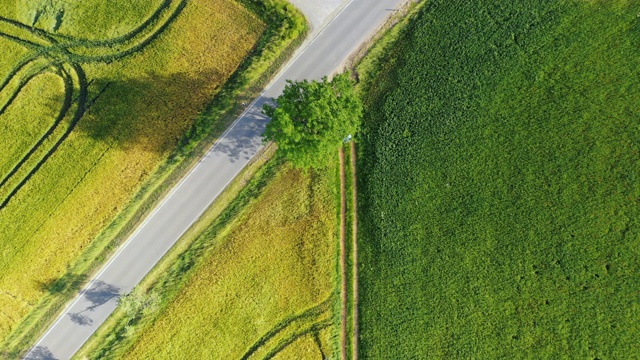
xmin=122 ymin=164 xmax=340 ymax=359
xmin=0 ymin=0 xmax=264 ymax=340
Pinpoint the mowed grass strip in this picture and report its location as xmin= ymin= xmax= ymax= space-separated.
xmin=120 ymin=162 xmax=340 ymax=359
xmin=357 ymin=0 xmax=640 ymax=358
xmin=0 ymin=0 xmax=264 ymax=340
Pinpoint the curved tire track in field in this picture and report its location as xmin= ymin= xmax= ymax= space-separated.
xmin=0 ymin=16 xmax=58 ymax=46
xmin=0 ymin=55 xmax=49 ymax=95
xmin=52 ymin=0 xmax=174 ymax=47
xmin=0 ymin=63 xmax=87 ymax=210
xmin=0 ymin=65 xmax=87 ymax=278
xmin=0 ymin=64 xmax=65 ymax=187
xmin=0 ymin=58 xmax=72 ymax=199
xmin=0 ymin=0 xmax=185 ymax=209
xmin=240 ymin=297 xmax=334 ymax=360
xmin=0 ymin=59 xmax=53 ymax=116
xmin=52 ymin=0 xmax=187 ymax=63
xmin=261 ymin=319 xmax=333 ymax=360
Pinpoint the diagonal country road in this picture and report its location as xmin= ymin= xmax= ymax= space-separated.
xmin=24 ymin=0 xmax=408 ymax=358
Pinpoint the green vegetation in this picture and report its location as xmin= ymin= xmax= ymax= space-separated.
xmin=357 ymin=0 xmax=640 ymax=358
xmin=0 ymin=0 xmax=307 ymax=354
xmin=263 ymin=73 xmax=362 ymax=169
xmin=75 ymin=152 xmax=340 ymax=359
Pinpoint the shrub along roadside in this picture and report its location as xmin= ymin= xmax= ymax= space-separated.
xmin=0 ymin=1 xmax=308 ymax=357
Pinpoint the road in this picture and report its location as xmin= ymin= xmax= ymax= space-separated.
xmin=24 ymin=0 xmax=407 ymax=358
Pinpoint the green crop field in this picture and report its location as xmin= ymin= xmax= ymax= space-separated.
xmin=0 ymin=0 xmax=264 ymax=341
xmin=101 ymin=161 xmax=340 ymax=360
xmin=357 ymin=0 xmax=640 ymax=358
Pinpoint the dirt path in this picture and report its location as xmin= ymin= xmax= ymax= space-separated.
xmin=350 ymin=141 xmax=359 ymax=360
xmin=339 ymin=146 xmax=348 ymax=360
xmin=339 ymin=142 xmax=360 ymax=360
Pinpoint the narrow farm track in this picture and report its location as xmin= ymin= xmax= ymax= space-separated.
xmin=339 ymin=146 xmax=348 ymax=360
xmin=24 ymin=1 xmax=409 ymax=358
xmin=350 ymin=141 xmax=359 ymax=360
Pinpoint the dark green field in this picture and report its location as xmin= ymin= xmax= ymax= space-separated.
xmin=357 ymin=0 xmax=640 ymax=358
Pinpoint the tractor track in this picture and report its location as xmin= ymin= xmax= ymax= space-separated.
xmin=0 ymin=0 xmax=186 ymax=209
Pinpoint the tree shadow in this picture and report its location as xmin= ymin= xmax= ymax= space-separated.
xmin=35 ymin=272 xmax=87 ymax=296
xmin=81 ymin=280 xmax=120 ymax=312
xmin=24 ymin=345 xmax=58 ymax=360
xmin=75 ymin=70 xmax=222 ymax=154
xmin=64 ymin=280 xmax=120 ymax=326
xmin=67 ymin=312 xmax=93 ymax=326
xmin=70 ymin=69 xmax=272 ymax=163
xmin=204 ymin=97 xmax=270 ymax=163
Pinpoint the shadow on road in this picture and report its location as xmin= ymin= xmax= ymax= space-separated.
xmin=202 ymin=96 xmax=271 ymax=164
xmin=66 ymin=280 xmax=120 ymax=326
xmin=82 ymin=280 xmax=120 ymax=311
xmin=67 ymin=312 xmax=93 ymax=326
xmin=24 ymin=346 xmax=58 ymax=360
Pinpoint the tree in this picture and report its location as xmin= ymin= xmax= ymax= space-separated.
xmin=262 ymin=73 xmax=362 ymax=169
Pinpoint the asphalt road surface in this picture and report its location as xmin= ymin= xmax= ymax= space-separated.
xmin=24 ymin=0 xmax=408 ymax=358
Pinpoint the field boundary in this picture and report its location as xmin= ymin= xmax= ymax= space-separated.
xmin=350 ymin=141 xmax=359 ymax=360
xmin=343 ymin=3 xmax=424 ymax=357
xmin=0 ymin=1 xmax=308 ymax=356
xmin=340 ymin=141 xmax=359 ymax=360
xmin=339 ymin=146 xmax=348 ymax=360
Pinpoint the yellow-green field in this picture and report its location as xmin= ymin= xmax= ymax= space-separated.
xmin=0 ymin=0 xmax=264 ymax=340
xmin=114 ymin=163 xmax=340 ymax=359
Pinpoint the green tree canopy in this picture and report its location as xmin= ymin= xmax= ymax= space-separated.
xmin=262 ymin=73 xmax=362 ymax=169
